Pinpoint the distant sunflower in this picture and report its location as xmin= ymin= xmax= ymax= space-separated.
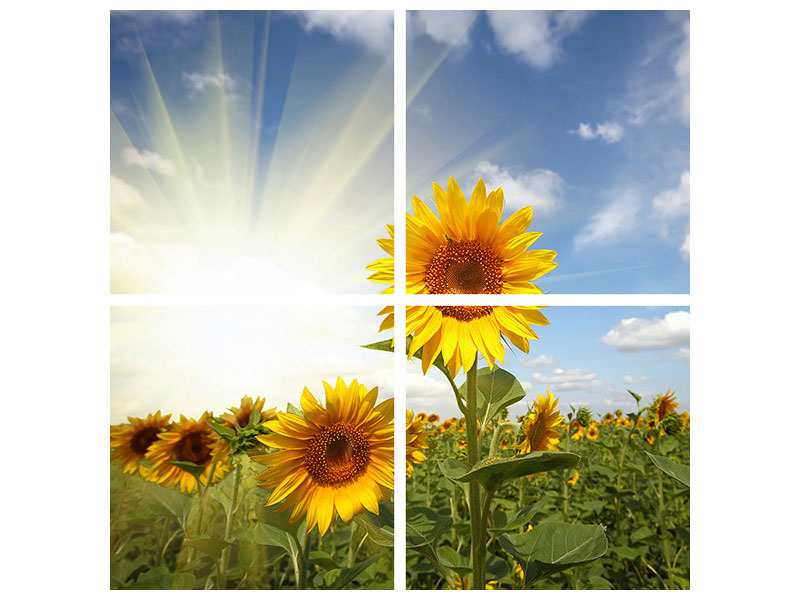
xmin=500 ymin=438 xmax=510 ymax=451
xmin=654 ymin=390 xmax=679 ymax=422
xmin=567 ymin=470 xmax=580 ymax=485
xmin=110 ymin=410 xmax=171 ymax=478
xmin=602 ymin=412 xmax=614 ymax=425
xmin=254 ymin=379 xmax=393 ymax=536
xmin=367 ymin=177 xmax=557 ymax=376
xmin=427 ymin=413 xmax=440 ymax=424
xmin=457 ymin=438 xmax=466 ymax=450
xmin=221 ymin=395 xmax=276 ymax=429
xmin=571 ymin=423 xmax=585 ymax=440
xmin=680 ymin=411 xmax=690 ymax=427
xmin=517 ymin=390 xmax=563 ymax=453
xmin=146 ymin=413 xmax=230 ymax=493
xmin=406 ymin=409 xmax=429 ymax=476
xmin=646 ymin=418 xmax=658 ymax=430
xmin=645 ymin=434 xmax=655 ymax=445
xmin=587 ymin=424 xmax=599 ymax=440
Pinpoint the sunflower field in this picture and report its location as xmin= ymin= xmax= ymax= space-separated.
xmin=404 ymin=381 xmax=690 ymax=590
xmin=110 ymin=385 xmax=395 ymax=590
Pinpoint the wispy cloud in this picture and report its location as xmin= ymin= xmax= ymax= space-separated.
xmin=475 ymin=161 xmax=565 ymax=215
xmin=110 ymin=175 xmax=148 ymax=210
xmin=519 ymin=354 xmax=559 ymax=368
xmin=408 ymin=10 xmax=478 ymax=49
xmin=183 ymin=71 xmax=235 ymax=95
xmin=680 ymin=229 xmax=690 ymax=261
xmin=623 ymin=374 xmax=649 ymax=384
xmin=486 ymin=10 xmax=588 ymax=70
xmin=531 ymin=367 xmax=600 ymax=391
xmin=571 ymin=121 xmax=625 ymax=143
xmin=292 ymin=11 xmax=394 ymax=56
xmin=653 ymin=170 xmax=689 ymax=219
xmin=574 ymin=189 xmax=640 ymax=249
xmin=121 ymin=146 xmax=175 ymax=177
xmin=601 ymin=310 xmax=690 ymax=352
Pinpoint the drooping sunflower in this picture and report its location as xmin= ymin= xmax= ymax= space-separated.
xmin=146 ymin=413 xmax=230 ymax=493
xmin=516 ymin=390 xmax=564 ymax=453
xmin=406 ymin=409 xmax=429 ymax=477
xmin=221 ymin=395 xmax=277 ymax=430
xmin=254 ymin=379 xmax=393 ymax=536
xmin=110 ymin=410 xmax=172 ymax=479
xmin=654 ymin=390 xmax=679 ymax=422
xmin=367 ymin=177 xmax=557 ymax=376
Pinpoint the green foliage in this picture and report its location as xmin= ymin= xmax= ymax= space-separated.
xmin=645 ymin=451 xmax=690 ymax=487
xmin=499 ymin=523 xmax=608 ymax=588
xmin=457 ymin=366 xmax=527 ymax=426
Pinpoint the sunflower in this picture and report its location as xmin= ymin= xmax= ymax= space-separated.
xmin=654 ymin=390 xmax=679 ymax=422
xmin=517 ymin=390 xmax=563 ymax=453
xmin=587 ymin=424 xmax=599 ymax=440
xmin=567 ymin=470 xmax=580 ymax=485
xmin=500 ymin=438 xmax=510 ymax=451
xmin=646 ymin=417 xmax=658 ymax=430
xmin=457 ymin=438 xmax=466 ymax=450
xmin=253 ymin=379 xmax=393 ymax=536
xmin=110 ymin=410 xmax=172 ymax=479
xmin=221 ymin=395 xmax=276 ymax=429
xmin=427 ymin=413 xmax=440 ymax=424
xmin=406 ymin=409 xmax=429 ymax=477
xmin=146 ymin=413 xmax=230 ymax=493
xmin=645 ymin=434 xmax=655 ymax=445
xmin=602 ymin=412 xmax=614 ymax=425
xmin=367 ymin=177 xmax=557 ymax=376
xmin=514 ymin=564 xmax=524 ymax=582
xmin=571 ymin=423 xmax=585 ymax=440
xmin=680 ymin=411 xmax=690 ymax=427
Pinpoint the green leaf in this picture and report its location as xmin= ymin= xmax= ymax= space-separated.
xmin=144 ymin=484 xmax=193 ymax=523
xmin=363 ymin=336 xmax=447 ymax=371
xmin=626 ymin=389 xmax=642 ymax=402
xmin=207 ymin=418 xmax=235 ymax=442
xmin=458 ymin=366 xmax=526 ymax=425
xmin=612 ymin=545 xmax=640 ymax=560
xmin=286 ymin=402 xmax=304 ymax=417
xmin=169 ymin=460 xmax=207 ymax=481
xmin=329 ymin=553 xmax=384 ymax=589
xmin=630 ymin=526 xmax=656 ymax=544
xmin=498 ymin=522 xmax=608 ymax=588
xmin=439 ymin=458 xmax=470 ymax=482
xmin=249 ymin=523 xmax=299 ymax=558
xmin=485 ymin=553 xmax=511 ymax=581
xmin=184 ymin=536 xmax=230 ymax=558
xmin=355 ymin=503 xmax=394 ymax=547
xmin=406 ymin=506 xmax=452 ymax=548
xmin=452 ymin=452 xmax=580 ymax=491
xmin=488 ymin=500 xmax=545 ymax=534
xmin=437 ymin=546 xmax=471 ymax=576
xmin=645 ymin=451 xmax=689 ymax=487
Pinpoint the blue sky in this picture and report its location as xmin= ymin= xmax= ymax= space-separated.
xmin=110 ymin=11 xmax=393 ymax=293
xmin=407 ymin=306 xmax=690 ymax=420
xmin=407 ymin=11 xmax=690 ymax=293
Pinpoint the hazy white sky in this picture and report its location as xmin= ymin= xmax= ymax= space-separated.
xmin=110 ymin=306 xmax=393 ymax=423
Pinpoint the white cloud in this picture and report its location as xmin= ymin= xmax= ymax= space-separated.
xmin=623 ymin=375 xmax=648 ymax=384
xmin=675 ymin=19 xmax=690 ymax=124
xmin=121 ymin=146 xmax=175 ymax=176
xmin=602 ymin=310 xmax=690 ymax=352
xmin=409 ymin=11 xmax=478 ymax=48
xmin=519 ymin=354 xmax=558 ymax=368
xmin=680 ymin=229 xmax=690 ymax=261
xmin=486 ymin=11 xmax=588 ymax=69
xmin=475 ymin=161 xmax=565 ymax=214
xmin=672 ymin=347 xmax=690 ymax=361
xmin=653 ymin=170 xmax=689 ymax=218
xmin=574 ymin=190 xmax=640 ymax=249
xmin=293 ymin=11 xmax=394 ymax=56
xmin=572 ymin=121 xmax=625 ymax=143
xmin=183 ymin=71 xmax=235 ymax=94
xmin=110 ymin=175 xmax=147 ymax=210
xmin=531 ymin=368 xmax=600 ymax=391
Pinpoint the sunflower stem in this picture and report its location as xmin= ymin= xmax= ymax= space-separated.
xmin=217 ymin=460 xmax=241 ymax=589
xmin=464 ymin=356 xmax=485 ymax=590
xmin=655 ymin=431 xmax=674 ymax=589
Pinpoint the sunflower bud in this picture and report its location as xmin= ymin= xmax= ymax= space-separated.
xmin=575 ymin=408 xmax=592 ymax=428
xmin=662 ymin=413 xmax=683 ymax=436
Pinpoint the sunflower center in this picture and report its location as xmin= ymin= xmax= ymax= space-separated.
xmin=304 ymin=422 xmax=370 ymax=488
xmin=425 ymin=239 xmax=503 ymax=322
xmin=130 ymin=427 xmax=161 ymax=456
xmin=172 ymin=431 xmax=212 ymax=465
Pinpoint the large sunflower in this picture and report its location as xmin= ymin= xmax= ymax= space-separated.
xmin=254 ymin=379 xmax=393 ymax=536
xmin=221 ymin=395 xmax=277 ymax=430
xmin=367 ymin=177 xmax=557 ymax=376
xmin=517 ymin=390 xmax=564 ymax=453
xmin=406 ymin=409 xmax=429 ymax=476
xmin=146 ymin=413 xmax=230 ymax=493
xmin=110 ymin=410 xmax=172 ymax=479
